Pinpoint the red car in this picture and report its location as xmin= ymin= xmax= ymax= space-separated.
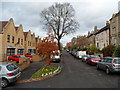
xmin=25 ymin=53 xmax=33 ymax=57
xmin=8 ymin=55 xmax=26 ymax=62
xmin=86 ymin=55 xmax=101 ymax=65
xmin=8 ymin=55 xmax=33 ymax=63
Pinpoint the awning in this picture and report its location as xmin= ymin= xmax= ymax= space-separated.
xmin=7 ymin=46 xmax=15 ymax=49
xmin=18 ymin=47 xmax=24 ymax=49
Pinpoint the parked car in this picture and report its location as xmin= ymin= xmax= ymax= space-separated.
xmin=52 ymin=55 xmax=61 ymax=63
xmin=8 ymin=55 xmax=32 ymax=63
xmin=66 ymin=49 xmax=69 ymax=52
xmin=86 ymin=55 xmax=101 ymax=65
xmin=76 ymin=51 xmax=86 ymax=59
xmin=96 ymin=57 xmax=120 ymax=74
xmin=25 ymin=53 xmax=34 ymax=57
xmin=0 ymin=63 xmax=21 ymax=87
xmin=81 ymin=55 xmax=90 ymax=62
xmin=8 ymin=55 xmax=26 ymax=62
xmin=51 ymin=50 xmax=61 ymax=63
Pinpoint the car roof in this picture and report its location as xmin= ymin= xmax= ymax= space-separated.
xmin=104 ymin=57 xmax=120 ymax=59
xmin=0 ymin=62 xmax=12 ymax=66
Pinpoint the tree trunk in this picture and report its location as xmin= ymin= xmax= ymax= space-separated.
xmin=58 ymin=39 xmax=61 ymax=51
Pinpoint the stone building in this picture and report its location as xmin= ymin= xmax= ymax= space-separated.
xmin=95 ymin=22 xmax=110 ymax=50
xmin=0 ymin=18 xmax=18 ymax=61
xmin=110 ymin=11 xmax=120 ymax=46
xmin=15 ymin=24 xmax=25 ymax=55
xmin=87 ymin=26 xmax=98 ymax=48
xmin=0 ymin=18 xmax=41 ymax=61
xmin=76 ymin=35 xmax=88 ymax=49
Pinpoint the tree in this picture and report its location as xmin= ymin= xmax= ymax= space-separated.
xmin=40 ymin=3 xmax=79 ymax=51
xmin=37 ymin=33 xmax=58 ymax=65
xmin=102 ymin=45 xmax=115 ymax=57
xmin=88 ymin=44 xmax=99 ymax=54
xmin=113 ymin=46 xmax=120 ymax=57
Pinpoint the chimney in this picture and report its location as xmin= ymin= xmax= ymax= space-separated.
xmin=106 ymin=21 xmax=110 ymax=26
xmin=88 ymin=31 xmax=90 ymax=35
xmin=94 ymin=26 xmax=97 ymax=32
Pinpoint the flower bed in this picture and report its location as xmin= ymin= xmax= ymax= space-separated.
xmin=30 ymin=66 xmax=61 ymax=79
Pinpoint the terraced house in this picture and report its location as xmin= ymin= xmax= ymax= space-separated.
xmin=95 ymin=21 xmax=110 ymax=50
xmin=0 ymin=18 xmax=41 ymax=61
xmin=110 ymin=11 xmax=120 ymax=46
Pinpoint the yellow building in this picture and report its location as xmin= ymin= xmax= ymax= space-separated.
xmin=0 ymin=18 xmax=41 ymax=61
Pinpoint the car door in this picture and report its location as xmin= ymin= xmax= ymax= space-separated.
xmin=99 ymin=58 xmax=106 ymax=70
xmin=102 ymin=58 xmax=109 ymax=70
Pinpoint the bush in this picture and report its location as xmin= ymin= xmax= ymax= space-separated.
xmin=102 ymin=45 xmax=115 ymax=57
xmin=87 ymin=44 xmax=99 ymax=54
xmin=113 ymin=46 xmax=120 ymax=57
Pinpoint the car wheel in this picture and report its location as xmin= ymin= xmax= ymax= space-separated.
xmin=1 ymin=78 xmax=9 ymax=88
xmin=106 ymin=68 xmax=110 ymax=74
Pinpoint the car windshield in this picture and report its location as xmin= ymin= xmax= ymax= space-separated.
xmin=85 ymin=55 xmax=89 ymax=57
xmin=20 ymin=55 xmax=26 ymax=58
xmin=115 ymin=59 xmax=120 ymax=64
xmin=6 ymin=64 xmax=18 ymax=71
xmin=13 ymin=56 xmax=20 ymax=58
xmin=91 ymin=56 xmax=100 ymax=59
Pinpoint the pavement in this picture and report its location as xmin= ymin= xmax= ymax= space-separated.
xmin=4 ymin=50 xmax=120 ymax=89
xmin=17 ymin=61 xmax=45 ymax=81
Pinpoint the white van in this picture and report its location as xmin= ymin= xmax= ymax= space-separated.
xmin=76 ymin=51 xmax=86 ymax=59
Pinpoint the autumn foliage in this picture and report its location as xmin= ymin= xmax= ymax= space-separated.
xmin=37 ymin=33 xmax=58 ymax=65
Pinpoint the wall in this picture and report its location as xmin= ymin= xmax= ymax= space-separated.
xmin=0 ymin=34 xmax=3 ymax=61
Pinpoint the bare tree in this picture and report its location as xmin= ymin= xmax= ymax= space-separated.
xmin=40 ymin=3 xmax=79 ymax=51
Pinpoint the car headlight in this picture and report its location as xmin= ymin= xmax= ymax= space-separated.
xmin=91 ymin=60 xmax=95 ymax=62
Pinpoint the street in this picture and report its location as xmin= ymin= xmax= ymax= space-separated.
xmin=5 ymin=50 xmax=120 ymax=88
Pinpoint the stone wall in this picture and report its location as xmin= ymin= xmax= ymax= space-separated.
xmin=32 ymin=55 xmax=45 ymax=62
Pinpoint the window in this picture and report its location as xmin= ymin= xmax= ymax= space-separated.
xmin=18 ymin=38 xmax=20 ymax=44
xmin=102 ymin=58 xmax=107 ymax=62
xmin=28 ymin=49 xmax=32 ymax=53
xmin=0 ymin=66 xmax=1 ymax=71
xmin=33 ymin=49 xmax=36 ymax=53
xmin=6 ymin=64 xmax=17 ymax=71
xmin=113 ymin=38 xmax=117 ymax=45
xmin=7 ymin=48 xmax=15 ymax=56
xmin=21 ymin=39 xmax=23 ymax=45
xmin=106 ymin=59 xmax=112 ymax=63
xmin=7 ymin=35 xmax=10 ymax=42
xmin=12 ymin=36 xmax=14 ymax=43
xmin=112 ymin=28 xmax=116 ymax=35
xmin=30 ymin=42 xmax=31 ymax=46
xmin=17 ymin=49 xmax=24 ymax=55
xmin=97 ymin=43 xmax=99 ymax=48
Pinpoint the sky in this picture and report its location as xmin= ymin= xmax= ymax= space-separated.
xmin=1 ymin=0 xmax=120 ymax=46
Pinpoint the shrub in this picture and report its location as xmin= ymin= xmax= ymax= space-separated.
xmin=88 ymin=44 xmax=99 ymax=54
xmin=113 ymin=46 xmax=120 ymax=57
xmin=102 ymin=45 xmax=115 ymax=57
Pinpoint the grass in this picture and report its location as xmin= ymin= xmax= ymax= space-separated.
xmin=30 ymin=66 xmax=60 ymax=79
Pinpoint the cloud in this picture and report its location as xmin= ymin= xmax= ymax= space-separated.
xmin=1 ymin=0 xmax=120 ymax=46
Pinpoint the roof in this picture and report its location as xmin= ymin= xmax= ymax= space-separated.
xmin=0 ymin=21 xmax=8 ymax=34
xmin=103 ymin=57 xmax=120 ymax=59
xmin=15 ymin=27 xmax=19 ymax=32
xmin=94 ymin=25 xmax=110 ymax=35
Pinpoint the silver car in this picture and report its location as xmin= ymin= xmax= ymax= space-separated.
xmin=96 ymin=57 xmax=120 ymax=74
xmin=0 ymin=63 xmax=21 ymax=87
